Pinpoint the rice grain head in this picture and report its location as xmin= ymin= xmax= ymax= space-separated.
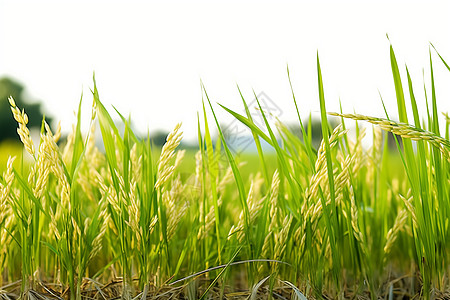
xmin=33 ymin=134 xmax=53 ymax=198
xmin=305 ymin=124 xmax=347 ymax=206
xmin=42 ymin=133 xmax=71 ymax=212
xmin=350 ymin=191 xmax=364 ymax=244
xmin=164 ymin=176 xmax=187 ymax=241
xmin=90 ymin=202 xmax=110 ymax=261
xmin=9 ymin=96 xmax=35 ymax=156
xmin=155 ymin=123 xmax=183 ymax=190
xmin=217 ymin=166 xmax=234 ymax=194
xmin=0 ymin=157 xmax=16 ymax=231
xmin=259 ymin=170 xmax=281 ymax=273
xmin=130 ymin=143 xmax=143 ymax=184
xmin=127 ymin=180 xmax=140 ymax=237
xmin=49 ymin=207 xmax=61 ymax=240
xmin=62 ymin=124 xmax=76 ymax=164
xmin=399 ymin=194 xmax=417 ymax=228
xmin=329 ymin=112 xmax=450 ymax=161
xmin=371 ymin=126 xmax=383 ymax=165
xmin=273 ymin=215 xmax=293 ymax=267
xmin=384 ymin=208 xmax=408 ymax=256
xmin=53 ymin=121 xmax=62 ymax=143
xmin=231 ymin=179 xmax=266 ymax=243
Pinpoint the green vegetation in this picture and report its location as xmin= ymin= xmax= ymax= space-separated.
xmin=0 ymin=77 xmax=52 ymax=143
xmin=0 ymin=44 xmax=449 ymax=299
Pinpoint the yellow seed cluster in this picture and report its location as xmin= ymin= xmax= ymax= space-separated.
xmin=163 ymin=177 xmax=187 ymax=241
xmin=274 ymin=215 xmax=293 ymax=261
xmin=33 ymin=132 xmax=52 ymax=198
xmin=9 ymin=97 xmax=35 ymax=156
xmin=259 ymin=170 xmax=280 ymax=273
xmin=303 ymin=124 xmax=346 ymax=210
xmin=329 ymin=112 xmax=450 ymax=161
xmin=0 ymin=157 xmax=16 ymax=257
xmin=90 ymin=205 xmax=110 ymax=261
xmin=62 ymin=124 xmax=76 ymax=164
xmin=295 ymin=126 xmax=348 ymax=252
xmin=127 ymin=180 xmax=141 ymax=236
xmin=384 ymin=208 xmax=408 ymax=255
xmin=350 ymin=195 xmax=364 ymax=244
xmin=0 ymin=156 xmax=15 ymax=204
xmin=44 ymin=132 xmax=71 ymax=212
xmin=400 ymin=194 xmax=417 ymax=228
xmin=228 ymin=176 xmax=266 ymax=243
xmin=2 ymin=80 xmax=449 ymax=297
xmin=155 ymin=123 xmax=183 ymax=190
xmin=194 ymin=150 xmax=203 ymax=189
xmin=130 ymin=143 xmax=142 ymax=184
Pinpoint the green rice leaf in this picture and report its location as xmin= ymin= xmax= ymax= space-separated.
xmin=218 ymin=103 xmax=273 ymax=146
xmin=202 ymin=83 xmax=251 ymax=245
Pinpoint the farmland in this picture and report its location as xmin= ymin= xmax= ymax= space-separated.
xmin=0 ymin=44 xmax=450 ymax=299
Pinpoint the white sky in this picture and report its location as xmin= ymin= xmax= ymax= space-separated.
xmin=1 ymin=0 xmax=450 ymax=142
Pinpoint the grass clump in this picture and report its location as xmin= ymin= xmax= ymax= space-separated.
xmin=0 ymin=44 xmax=449 ymax=299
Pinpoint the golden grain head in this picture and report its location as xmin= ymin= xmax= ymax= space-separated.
xmin=399 ymin=194 xmax=417 ymax=228
xmin=384 ymin=209 xmax=408 ymax=254
xmin=8 ymin=96 xmax=16 ymax=107
xmin=330 ymin=112 xmax=450 ymax=161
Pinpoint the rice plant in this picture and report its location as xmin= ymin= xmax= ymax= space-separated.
xmin=0 ymin=43 xmax=449 ymax=299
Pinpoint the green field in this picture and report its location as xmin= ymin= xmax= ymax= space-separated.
xmin=1 ymin=44 xmax=450 ymax=300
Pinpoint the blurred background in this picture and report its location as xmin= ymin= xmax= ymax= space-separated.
xmin=0 ymin=0 xmax=449 ymax=148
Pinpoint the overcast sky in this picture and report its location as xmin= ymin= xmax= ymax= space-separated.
xmin=1 ymin=0 xmax=449 ymax=141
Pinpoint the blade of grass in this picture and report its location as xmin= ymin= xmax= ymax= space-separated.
xmin=202 ymin=83 xmax=251 ymax=249
xmin=199 ymin=246 xmax=242 ymax=300
xmin=252 ymin=89 xmax=302 ymax=201
xmin=317 ymin=52 xmax=341 ymax=288
xmin=218 ymin=104 xmax=273 ymax=146
xmin=287 ymin=65 xmax=316 ymax=173
xmin=430 ymin=43 xmax=450 ymax=72
xmin=201 ymin=98 xmax=222 ymax=264
xmin=237 ymin=85 xmax=270 ymax=185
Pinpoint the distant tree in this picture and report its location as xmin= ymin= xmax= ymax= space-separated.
xmin=150 ymin=130 xmax=170 ymax=147
xmin=0 ymin=77 xmax=52 ymax=142
xmin=288 ymin=117 xmax=339 ymax=149
xmin=386 ymin=131 xmax=403 ymax=150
